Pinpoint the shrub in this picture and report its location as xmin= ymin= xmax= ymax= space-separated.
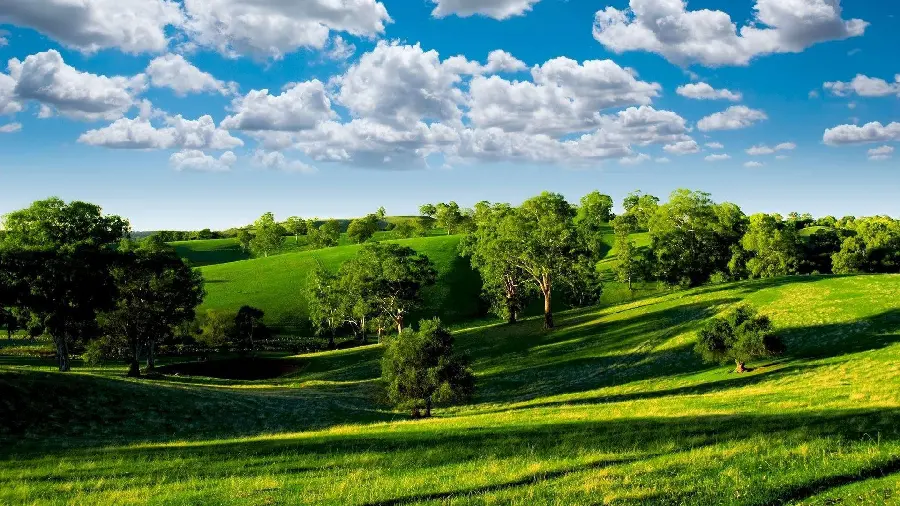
xmin=695 ymin=305 xmax=785 ymax=373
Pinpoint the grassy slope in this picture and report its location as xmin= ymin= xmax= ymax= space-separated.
xmin=199 ymin=235 xmax=484 ymax=333
xmin=1 ymin=275 xmax=898 ymax=505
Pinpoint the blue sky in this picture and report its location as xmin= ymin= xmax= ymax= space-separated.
xmin=0 ymin=0 xmax=898 ymax=230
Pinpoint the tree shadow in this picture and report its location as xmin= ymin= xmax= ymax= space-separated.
xmin=764 ymin=456 xmax=900 ymax=505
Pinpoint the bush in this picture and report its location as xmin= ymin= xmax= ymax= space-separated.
xmin=381 ymin=318 xmax=475 ymax=417
xmin=695 ymin=305 xmax=785 ymax=373
xmin=83 ymin=334 xmax=128 ymax=366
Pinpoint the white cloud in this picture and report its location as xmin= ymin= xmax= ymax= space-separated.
xmin=8 ymin=50 xmax=145 ymax=121
xmin=79 ymin=114 xmax=243 ymax=150
xmin=0 ymin=0 xmax=183 ymax=54
xmin=663 ymin=139 xmax=700 ymax=155
xmin=823 ymin=121 xmax=900 ymax=145
xmin=619 ymin=153 xmax=651 ymax=165
xmin=254 ymin=150 xmax=317 ymax=173
xmin=775 ymin=155 xmax=789 ymax=160
xmin=0 ymin=72 xmax=22 ymax=116
xmin=593 ymin=0 xmax=867 ymax=67
xmin=483 ymin=50 xmax=528 ymax=74
xmin=705 ymin=142 xmax=724 ymax=149
xmin=467 ymin=57 xmax=661 ymax=135
xmin=697 ymin=106 xmax=768 ymax=132
xmin=0 ymin=122 xmax=21 ymax=133
xmin=746 ymin=143 xmax=793 ymax=156
xmin=705 ymin=153 xmax=731 ymax=162
xmin=744 ymin=161 xmax=765 ymax=168
xmin=181 ymin=0 xmax=391 ymax=59
xmin=867 ymin=145 xmax=894 ymax=161
xmin=146 ymin=54 xmax=234 ymax=96
xmin=824 ymin=74 xmax=900 ymax=98
xmin=170 ymin=149 xmax=236 ymax=172
xmin=431 ymin=0 xmax=541 ymax=20
xmin=655 ymin=157 xmax=670 ymax=163
xmin=222 ymin=81 xmax=336 ymax=132
xmin=325 ymin=36 xmax=356 ymax=61
xmin=809 ymin=90 xmax=820 ymax=99
xmin=0 ymin=30 xmax=8 ymax=47
xmin=336 ymin=42 xmax=467 ymax=127
xmin=676 ymin=82 xmax=742 ymax=101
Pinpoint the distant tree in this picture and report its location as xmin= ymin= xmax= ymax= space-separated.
xmin=612 ymin=216 xmax=640 ymax=293
xmin=622 ymin=191 xmax=660 ymax=231
xmin=347 ymin=213 xmax=380 ymax=244
xmin=741 ymin=214 xmax=803 ymax=279
xmin=102 ymin=247 xmax=205 ymax=376
xmin=307 ymin=267 xmax=345 ymax=348
xmin=460 ymin=202 xmax=534 ymax=324
xmin=197 ymin=310 xmax=234 ymax=352
xmin=310 ymin=220 xmax=341 ymax=249
xmin=197 ymin=228 xmax=215 ymax=240
xmin=233 ymin=306 xmax=268 ymax=353
xmin=695 ymin=305 xmax=785 ymax=373
xmin=0 ymin=198 xmax=129 ymax=371
xmin=381 ymin=318 xmax=475 ymax=418
xmin=237 ymin=229 xmax=253 ymax=252
xmin=284 ymin=217 xmax=307 ymax=243
xmin=250 ymin=212 xmax=283 ymax=257
xmin=419 ymin=204 xmax=437 ymax=221
xmin=816 ymin=216 xmax=837 ymax=228
xmin=434 ymin=202 xmax=465 ymax=235
xmin=801 ymin=228 xmax=843 ymax=274
xmin=575 ymin=191 xmax=614 ymax=257
xmin=393 ymin=220 xmax=426 ymax=239
xmin=832 ymin=217 xmax=900 ymax=274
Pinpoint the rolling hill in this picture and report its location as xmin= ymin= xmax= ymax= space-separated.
xmin=1 ymin=274 xmax=898 ymax=504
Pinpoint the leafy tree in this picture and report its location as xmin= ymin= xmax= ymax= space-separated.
xmin=622 ymin=191 xmax=660 ymax=231
xmin=381 ymin=318 xmax=475 ymax=418
xmin=196 ymin=228 xmax=215 ymax=240
xmin=284 ymin=217 xmax=307 ymax=243
xmin=575 ymin=191 xmax=614 ymax=256
xmin=310 ymin=219 xmax=341 ymax=248
xmin=509 ymin=192 xmax=581 ymax=329
xmin=435 ymin=202 xmax=465 ymax=235
xmin=101 ymin=246 xmax=205 ymax=376
xmin=393 ymin=220 xmax=427 ymax=239
xmin=236 ymin=229 xmax=253 ymax=252
xmin=234 ymin=306 xmax=268 ymax=353
xmin=741 ymin=214 xmax=803 ymax=279
xmin=832 ymin=217 xmax=900 ymax=274
xmin=347 ymin=213 xmax=380 ymax=244
xmin=197 ymin=310 xmax=234 ymax=352
xmin=250 ymin=212 xmax=283 ymax=257
xmin=0 ymin=198 xmax=129 ymax=371
xmin=460 ymin=202 xmax=534 ymax=324
xmin=419 ymin=204 xmax=437 ymax=221
xmin=695 ymin=305 xmax=785 ymax=373
xmin=801 ymin=227 xmax=843 ymax=274
xmin=612 ymin=215 xmax=640 ymax=293
xmin=307 ymin=267 xmax=345 ymax=348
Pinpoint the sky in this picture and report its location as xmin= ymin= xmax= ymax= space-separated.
xmin=0 ymin=0 xmax=898 ymax=231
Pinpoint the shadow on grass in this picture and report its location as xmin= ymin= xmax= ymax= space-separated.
xmin=765 ymin=456 xmax=900 ymax=505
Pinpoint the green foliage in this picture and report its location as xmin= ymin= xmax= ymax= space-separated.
xmin=347 ymin=213 xmax=381 ymax=244
xmin=381 ymin=318 xmax=475 ymax=417
xmin=741 ymin=214 xmax=803 ymax=279
xmin=197 ymin=310 xmax=235 ymax=351
xmin=420 ymin=202 xmax=468 ymax=235
xmin=575 ymin=191 xmax=614 ymax=256
xmin=283 ymin=217 xmax=306 ymax=242
xmin=695 ymin=305 xmax=785 ymax=372
xmin=832 ymin=217 xmax=900 ymax=274
xmin=249 ymin=213 xmax=283 ymax=258
xmin=612 ymin=216 xmax=640 ymax=292
xmin=307 ymin=268 xmax=345 ymax=348
xmin=0 ymin=197 xmax=130 ymax=250
xmin=233 ymin=306 xmax=268 ymax=353
xmin=309 ymin=219 xmax=341 ymax=248
xmin=622 ymin=191 xmax=659 ymax=231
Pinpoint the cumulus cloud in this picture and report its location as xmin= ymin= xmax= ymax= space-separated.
xmin=697 ymin=106 xmax=768 ymax=132
xmin=676 ymin=82 xmax=742 ymax=101
xmin=146 ymin=54 xmax=235 ymax=96
xmin=222 ymin=81 xmax=336 ymax=132
xmin=746 ymin=142 xmax=795 ymax=155
xmin=705 ymin=142 xmax=724 ymax=149
xmin=0 ymin=72 xmax=23 ymax=116
xmin=181 ymin=0 xmax=391 ymax=59
xmin=253 ymin=150 xmax=317 ymax=173
xmin=0 ymin=0 xmax=183 ymax=54
xmin=663 ymin=139 xmax=700 ymax=155
xmin=0 ymin=30 xmax=8 ymax=47
xmin=619 ymin=153 xmax=651 ymax=165
xmin=0 ymin=122 xmax=22 ymax=133
xmin=705 ymin=154 xmax=731 ymax=162
xmin=79 ymin=114 xmax=243 ymax=150
xmin=431 ymin=0 xmax=541 ymax=20
xmin=867 ymin=145 xmax=894 ymax=161
xmin=824 ymin=74 xmax=900 ymax=98
xmin=170 ymin=149 xmax=236 ymax=172
xmin=823 ymin=121 xmax=900 ymax=146
xmin=325 ymin=36 xmax=356 ymax=61
xmin=593 ymin=0 xmax=867 ymax=67
xmin=8 ymin=50 xmax=145 ymax=121
xmin=744 ymin=161 xmax=765 ymax=168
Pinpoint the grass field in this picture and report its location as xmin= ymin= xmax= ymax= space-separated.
xmin=198 ymin=235 xmax=485 ymax=334
xmin=1 ymin=274 xmax=898 ymax=505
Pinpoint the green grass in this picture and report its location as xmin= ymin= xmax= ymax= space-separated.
xmin=1 ymin=274 xmax=898 ymax=505
xmin=199 ymin=234 xmax=485 ymax=334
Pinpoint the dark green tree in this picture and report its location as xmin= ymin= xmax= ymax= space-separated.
xmin=741 ymin=214 xmax=803 ymax=279
xmin=695 ymin=305 xmax=785 ymax=373
xmin=347 ymin=213 xmax=380 ymax=244
xmin=234 ymin=306 xmax=268 ymax=353
xmin=284 ymin=216 xmax=307 ymax=243
xmin=381 ymin=318 xmax=475 ymax=418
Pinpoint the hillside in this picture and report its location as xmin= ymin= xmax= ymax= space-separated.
xmin=1 ymin=274 xmax=898 ymax=504
xmin=198 ymin=234 xmax=485 ymax=334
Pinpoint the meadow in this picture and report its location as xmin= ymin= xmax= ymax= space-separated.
xmin=1 ymin=274 xmax=898 ymax=505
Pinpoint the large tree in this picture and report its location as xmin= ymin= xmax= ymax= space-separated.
xmin=347 ymin=213 xmax=380 ymax=244
xmin=381 ymin=318 xmax=475 ymax=418
xmin=575 ymin=191 xmax=614 ymax=257
xmin=695 ymin=305 xmax=785 ymax=373
xmin=0 ymin=198 xmax=129 ymax=371
xmin=102 ymin=245 xmax=205 ymax=376
xmin=250 ymin=212 xmax=283 ymax=257
xmin=740 ymin=214 xmax=803 ymax=279
xmin=234 ymin=306 xmax=268 ymax=354
xmin=283 ymin=217 xmax=307 ymax=243
xmin=622 ymin=191 xmax=660 ymax=231
xmin=509 ymin=192 xmax=581 ymax=329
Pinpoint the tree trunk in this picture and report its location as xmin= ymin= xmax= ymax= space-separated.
xmin=735 ymin=360 xmax=747 ymax=373
xmin=396 ymin=313 xmax=404 ymax=335
xmin=360 ymin=316 xmax=367 ymax=344
xmin=127 ymin=358 xmax=141 ymax=377
xmin=145 ymin=341 xmax=156 ymax=373
xmin=507 ymin=309 xmax=517 ymax=325
xmin=542 ymin=284 xmax=554 ymax=330
xmin=55 ymin=335 xmax=71 ymax=372
xmin=411 ymin=407 xmax=421 ymax=419
xmin=425 ymin=397 xmax=432 ymax=418
xmin=328 ymin=331 xmax=336 ymax=349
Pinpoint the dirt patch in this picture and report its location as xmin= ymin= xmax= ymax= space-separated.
xmin=157 ymin=357 xmax=303 ymax=380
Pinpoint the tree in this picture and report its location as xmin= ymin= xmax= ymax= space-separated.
xmin=612 ymin=216 xmax=640 ymax=293
xmin=509 ymin=192 xmax=581 ymax=329
xmin=237 ymin=229 xmax=253 ymax=252
xmin=233 ymin=306 xmax=268 ymax=354
xmin=102 ymin=246 xmax=205 ymax=376
xmin=434 ymin=202 xmax=465 ymax=235
xmin=575 ymin=191 xmax=614 ymax=256
xmin=831 ymin=217 xmax=900 ymax=274
xmin=197 ymin=310 xmax=234 ymax=352
xmin=0 ymin=198 xmax=130 ymax=371
xmin=307 ymin=267 xmax=345 ymax=348
xmin=381 ymin=318 xmax=475 ymax=418
xmin=310 ymin=220 xmax=341 ymax=248
xmin=393 ymin=220 xmax=426 ymax=239
xmin=460 ymin=202 xmax=534 ymax=324
xmin=352 ymin=243 xmax=437 ymax=334
xmin=250 ymin=212 xmax=283 ymax=257
xmin=284 ymin=217 xmax=307 ymax=243
xmin=695 ymin=305 xmax=785 ymax=373
xmin=347 ymin=213 xmax=380 ymax=244
xmin=622 ymin=191 xmax=660 ymax=231
xmin=801 ymin=228 xmax=843 ymax=274
xmin=741 ymin=214 xmax=803 ymax=279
